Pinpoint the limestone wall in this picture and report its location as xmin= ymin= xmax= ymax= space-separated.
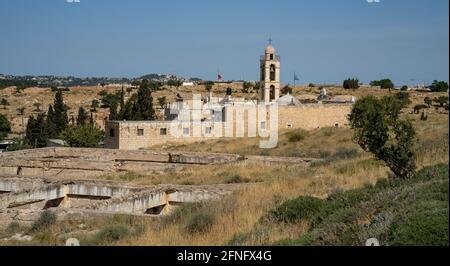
xmin=104 ymin=104 xmax=353 ymax=150
xmin=278 ymin=104 xmax=352 ymax=130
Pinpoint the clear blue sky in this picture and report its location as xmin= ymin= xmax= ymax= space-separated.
xmin=0 ymin=0 xmax=448 ymax=85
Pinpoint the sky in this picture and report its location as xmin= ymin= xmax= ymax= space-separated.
xmin=0 ymin=0 xmax=448 ymax=85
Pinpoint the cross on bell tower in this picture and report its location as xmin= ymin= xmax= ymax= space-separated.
xmin=259 ymin=39 xmax=281 ymax=104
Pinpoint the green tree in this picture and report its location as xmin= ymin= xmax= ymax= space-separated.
xmin=429 ymin=80 xmax=449 ymax=92
xmin=394 ymin=92 xmax=412 ymax=109
xmin=126 ymin=87 xmax=133 ymax=96
xmin=130 ymin=79 xmax=155 ymax=120
xmin=204 ymin=81 xmax=214 ymax=92
xmin=158 ymin=96 xmax=167 ymax=109
xmin=131 ymin=80 xmax=141 ymax=88
xmin=109 ymin=100 xmax=118 ymax=120
xmin=281 ymin=85 xmax=293 ymax=95
xmin=16 ymin=107 xmax=26 ymax=137
xmin=53 ymin=90 xmax=68 ymax=134
xmin=343 ymin=78 xmax=360 ymax=90
xmin=76 ymin=107 xmax=88 ymax=126
xmin=167 ymin=79 xmax=182 ymax=88
xmin=91 ymin=99 xmax=99 ymax=112
xmin=349 ymin=95 xmax=416 ymax=180
xmin=242 ymin=82 xmax=252 ymax=93
xmin=25 ymin=113 xmax=47 ymax=148
xmin=5 ymin=138 xmax=32 ymax=151
xmin=0 ymin=113 xmax=11 ymax=141
xmin=424 ymin=97 xmax=433 ymax=108
xmin=120 ymin=87 xmax=125 ymax=112
xmin=435 ymin=96 xmax=449 ymax=108
xmin=60 ymin=125 xmax=104 ymax=148
xmin=45 ymin=105 xmax=58 ymax=139
xmin=370 ymin=79 xmax=395 ymax=90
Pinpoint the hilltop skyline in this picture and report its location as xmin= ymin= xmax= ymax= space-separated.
xmin=0 ymin=0 xmax=448 ymax=85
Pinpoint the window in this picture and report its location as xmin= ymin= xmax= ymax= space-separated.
xmin=160 ymin=128 xmax=167 ymax=135
xmin=183 ymin=128 xmax=190 ymax=135
xmin=335 ymin=123 xmax=340 ymax=128
xmin=137 ymin=128 xmax=144 ymax=136
xmin=109 ymin=128 xmax=115 ymax=137
xmin=270 ymin=54 xmax=274 ymax=60
xmin=260 ymin=121 xmax=266 ymax=130
xmin=205 ymin=127 xmax=212 ymax=134
xmin=287 ymin=123 xmax=293 ymax=129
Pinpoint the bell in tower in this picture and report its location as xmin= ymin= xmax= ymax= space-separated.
xmin=259 ymin=39 xmax=281 ymax=104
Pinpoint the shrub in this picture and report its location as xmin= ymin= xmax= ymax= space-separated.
xmin=266 ymin=196 xmax=324 ymax=224
xmin=31 ymin=210 xmax=57 ymax=232
xmin=331 ymin=147 xmax=360 ymax=160
xmin=6 ymin=222 xmax=21 ymax=235
xmin=343 ymin=78 xmax=360 ymax=90
xmin=414 ymin=164 xmax=449 ymax=181
xmin=95 ymin=224 xmax=130 ymax=243
xmin=184 ymin=211 xmax=215 ymax=234
xmin=288 ymin=130 xmax=308 ymax=143
xmin=225 ymin=175 xmax=250 ymax=184
xmin=386 ymin=201 xmax=449 ymax=246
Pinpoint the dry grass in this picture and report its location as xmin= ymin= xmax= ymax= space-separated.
xmin=116 ymin=92 xmax=448 ymax=246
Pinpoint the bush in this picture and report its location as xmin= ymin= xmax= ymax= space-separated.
xmin=95 ymin=224 xmax=130 ymax=243
xmin=6 ymin=222 xmax=21 ymax=235
xmin=288 ymin=130 xmax=308 ymax=143
xmin=343 ymin=78 xmax=360 ymax=90
xmin=60 ymin=124 xmax=104 ymax=148
xmin=224 ymin=175 xmax=250 ymax=184
xmin=184 ymin=211 xmax=215 ymax=234
xmin=414 ymin=164 xmax=449 ymax=181
xmin=31 ymin=210 xmax=57 ymax=232
xmin=386 ymin=201 xmax=449 ymax=246
xmin=266 ymin=196 xmax=324 ymax=224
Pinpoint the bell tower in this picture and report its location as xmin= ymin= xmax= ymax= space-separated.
xmin=259 ymin=39 xmax=281 ymax=104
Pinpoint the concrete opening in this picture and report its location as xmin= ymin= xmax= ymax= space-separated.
xmin=145 ymin=204 xmax=167 ymax=215
xmin=44 ymin=197 xmax=66 ymax=209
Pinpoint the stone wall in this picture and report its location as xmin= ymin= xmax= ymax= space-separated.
xmin=104 ymin=104 xmax=353 ymax=150
xmin=278 ymin=104 xmax=352 ymax=130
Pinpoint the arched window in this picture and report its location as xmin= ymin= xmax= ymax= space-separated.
xmin=270 ymin=85 xmax=276 ymax=100
xmin=270 ymin=64 xmax=276 ymax=81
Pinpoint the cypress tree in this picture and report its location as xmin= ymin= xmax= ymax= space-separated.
xmin=25 ymin=113 xmax=47 ymax=148
xmin=77 ymin=107 xmax=88 ymax=126
xmin=120 ymin=87 xmax=125 ymax=112
xmin=53 ymin=90 xmax=68 ymax=134
xmin=45 ymin=105 xmax=57 ymax=139
xmin=109 ymin=100 xmax=118 ymax=121
xmin=131 ymin=79 xmax=155 ymax=120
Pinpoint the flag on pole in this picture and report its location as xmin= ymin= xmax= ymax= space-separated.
xmin=294 ymin=73 xmax=300 ymax=81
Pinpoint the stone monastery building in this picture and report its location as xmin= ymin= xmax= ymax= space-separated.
xmin=104 ymin=43 xmax=354 ymax=150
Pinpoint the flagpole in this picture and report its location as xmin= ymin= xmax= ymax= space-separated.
xmin=294 ymin=71 xmax=295 ymax=90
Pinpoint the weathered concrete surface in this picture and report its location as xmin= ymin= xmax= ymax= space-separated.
xmin=0 ymin=176 xmax=242 ymax=227
xmin=0 ymin=148 xmax=317 ymax=179
xmin=85 ymin=184 xmax=239 ymax=215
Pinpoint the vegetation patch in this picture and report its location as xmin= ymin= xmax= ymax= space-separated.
xmin=264 ymin=164 xmax=449 ymax=246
